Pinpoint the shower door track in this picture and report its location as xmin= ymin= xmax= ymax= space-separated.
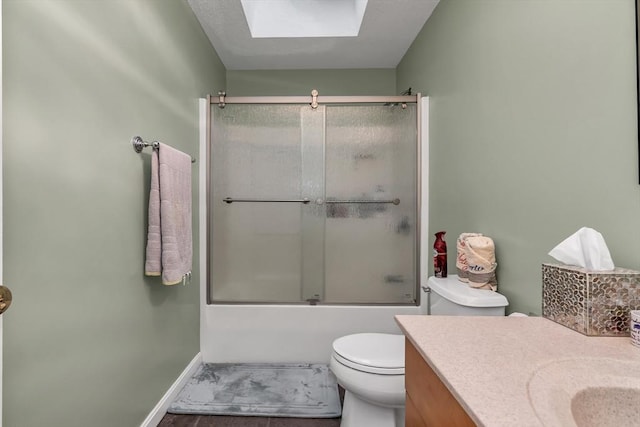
xmin=205 ymin=92 xmax=422 ymax=306
xmin=219 ymin=95 xmax=417 ymax=104
xmin=213 ymin=92 xmax=419 ymax=108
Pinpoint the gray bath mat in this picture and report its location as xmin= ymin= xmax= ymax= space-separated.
xmin=167 ymin=363 xmax=341 ymax=418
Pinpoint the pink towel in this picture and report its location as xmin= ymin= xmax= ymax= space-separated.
xmin=144 ymin=143 xmax=192 ymax=285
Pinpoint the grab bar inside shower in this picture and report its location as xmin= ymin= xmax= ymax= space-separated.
xmin=222 ymin=197 xmax=400 ymax=205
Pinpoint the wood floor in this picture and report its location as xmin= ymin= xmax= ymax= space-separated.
xmin=158 ymin=387 xmax=344 ymax=427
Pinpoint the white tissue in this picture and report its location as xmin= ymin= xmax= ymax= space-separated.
xmin=548 ymin=227 xmax=614 ymax=271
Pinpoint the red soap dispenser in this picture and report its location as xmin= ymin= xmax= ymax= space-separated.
xmin=433 ymin=231 xmax=447 ymax=278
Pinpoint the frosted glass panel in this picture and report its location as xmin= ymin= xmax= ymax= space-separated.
xmin=209 ymin=102 xmax=417 ymax=305
xmin=210 ymin=105 xmax=307 ymax=302
xmin=324 ymin=105 xmax=417 ymax=304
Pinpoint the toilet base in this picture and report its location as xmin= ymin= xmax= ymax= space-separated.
xmin=340 ymin=390 xmax=404 ymax=427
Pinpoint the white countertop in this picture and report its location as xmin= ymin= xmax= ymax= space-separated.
xmin=395 ymin=315 xmax=640 ymax=427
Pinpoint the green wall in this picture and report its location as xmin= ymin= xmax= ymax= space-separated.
xmin=227 ymin=69 xmax=397 ymax=96
xmin=2 ymin=1 xmax=224 ymax=426
xmin=4 ymin=0 xmax=639 ymax=423
xmin=398 ymin=0 xmax=639 ymax=315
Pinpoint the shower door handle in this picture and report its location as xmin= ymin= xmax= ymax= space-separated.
xmin=223 ymin=197 xmax=310 ymax=204
xmin=222 ymin=197 xmax=400 ymax=205
xmin=322 ymin=198 xmax=400 ymax=205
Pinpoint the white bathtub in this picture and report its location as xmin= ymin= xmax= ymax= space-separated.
xmin=200 ymin=303 xmax=423 ymax=363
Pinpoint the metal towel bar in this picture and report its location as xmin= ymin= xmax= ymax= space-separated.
xmin=132 ymin=136 xmax=196 ymax=163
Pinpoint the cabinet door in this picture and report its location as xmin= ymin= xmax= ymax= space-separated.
xmin=405 ymin=339 xmax=476 ymax=427
xmin=406 ymin=393 xmax=428 ymax=427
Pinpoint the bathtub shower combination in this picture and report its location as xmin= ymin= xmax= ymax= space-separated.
xmin=199 ymin=93 xmax=429 ymax=363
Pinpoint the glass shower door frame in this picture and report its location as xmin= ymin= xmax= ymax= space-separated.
xmin=206 ymin=93 xmax=422 ymax=306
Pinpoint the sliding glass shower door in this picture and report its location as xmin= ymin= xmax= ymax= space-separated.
xmin=209 ymin=101 xmax=417 ymax=304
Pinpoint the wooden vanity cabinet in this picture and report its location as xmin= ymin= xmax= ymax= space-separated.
xmin=405 ymin=338 xmax=477 ymax=427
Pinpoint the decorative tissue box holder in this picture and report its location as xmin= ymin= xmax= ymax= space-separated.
xmin=542 ymin=263 xmax=640 ymax=336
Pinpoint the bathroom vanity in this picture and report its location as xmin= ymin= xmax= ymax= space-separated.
xmin=396 ymin=315 xmax=640 ymax=426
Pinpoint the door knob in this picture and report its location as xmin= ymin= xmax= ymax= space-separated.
xmin=0 ymin=285 xmax=12 ymax=314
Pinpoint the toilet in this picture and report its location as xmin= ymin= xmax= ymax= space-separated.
xmin=329 ymin=275 xmax=509 ymax=427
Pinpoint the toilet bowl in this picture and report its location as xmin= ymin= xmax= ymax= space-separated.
xmin=330 ymin=333 xmax=405 ymax=427
xmin=330 ymin=275 xmax=509 ymax=427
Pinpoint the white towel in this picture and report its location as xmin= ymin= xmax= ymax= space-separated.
xmin=456 ymin=233 xmax=482 ymax=282
xmin=465 ymin=235 xmax=498 ymax=291
xmin=144 ymin=143 xmax=192 ymax=285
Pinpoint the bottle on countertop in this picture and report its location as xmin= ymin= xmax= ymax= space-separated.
xmin=433 ymin=231 xmax=447 ymax=278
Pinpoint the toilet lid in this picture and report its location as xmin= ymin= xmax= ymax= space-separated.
xmin=332 ymin=333 xmax=405 ymax=374
xmin=428 ymin=276 xmax=509 ymax=307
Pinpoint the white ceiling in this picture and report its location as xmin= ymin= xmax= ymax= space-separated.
xmin=187 ymin=0 xmax=440 ymax=70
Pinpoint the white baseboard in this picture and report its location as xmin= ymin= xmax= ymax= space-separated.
xmin=140 ymin=353 xmax=202 ymax=427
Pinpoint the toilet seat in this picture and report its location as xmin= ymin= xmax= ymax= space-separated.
xmin=332 ymin=333 xmax=405 ymax=375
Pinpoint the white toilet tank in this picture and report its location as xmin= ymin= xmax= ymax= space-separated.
xmin=424 ymin=275 xmax=508 ymax=316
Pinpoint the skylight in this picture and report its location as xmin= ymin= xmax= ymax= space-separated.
xmin=240 ymin=0 xmax=368 ymax=38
